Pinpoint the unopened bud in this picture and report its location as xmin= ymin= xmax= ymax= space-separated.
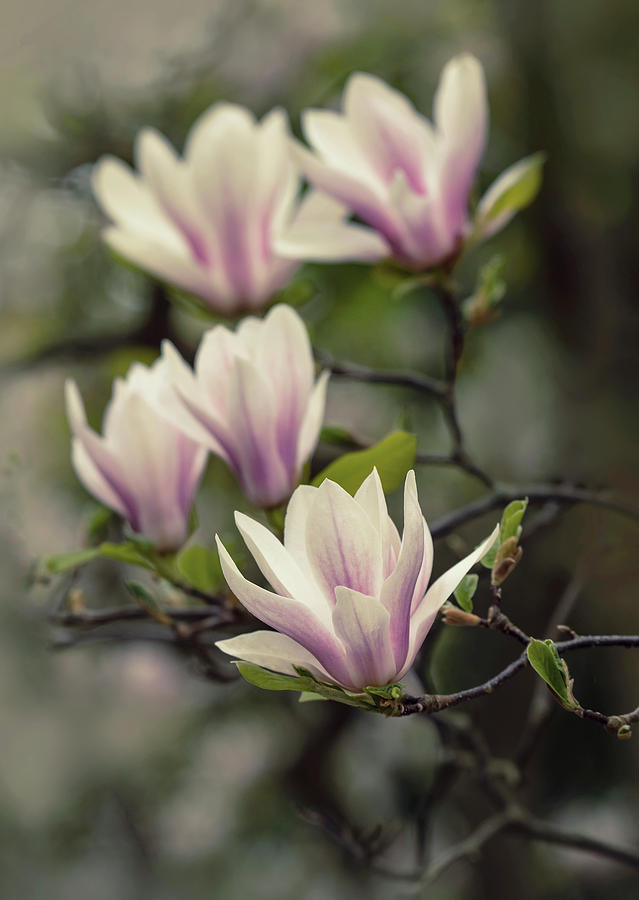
xmin=617 ymin=724 xmax=632 ymax=740
xmin=442 ymin=604 xmax=481 ymax=627
xmin=492 ymin=537 xmax=523 ymax=585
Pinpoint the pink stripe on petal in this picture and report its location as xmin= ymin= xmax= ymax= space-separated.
xmin=332 ymin=586 xmax=396 ymax=689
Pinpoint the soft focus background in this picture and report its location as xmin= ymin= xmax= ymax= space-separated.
xmin=2 ymin=1 xmax=639 ymax=897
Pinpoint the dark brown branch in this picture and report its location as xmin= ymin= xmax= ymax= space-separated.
xmin=315 ymin=349 xmax=447 ymax=398
xmin=51 ymin=605 xmax=237 ymax=629
xmin=430 ymin=483 xmax=639 ymax=539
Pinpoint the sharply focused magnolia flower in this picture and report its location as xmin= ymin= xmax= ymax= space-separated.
xmin=65 ymin=359 xmax=208 ymax=552
xmin=215 ymin=469 xmax=498 ymax=691
xmin=160 ymin=303 xmax=329 ymax=509
xmin=92 ymin=103 xmax=344 ymax=315
xmin=277 ymin=55 xmax=531 ymax=271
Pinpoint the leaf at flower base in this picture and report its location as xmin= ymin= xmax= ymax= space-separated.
xmin=364 ymin=683 xmax=404 ymax=700
xmin=312 ymin=431 xmax=417 ymax=495
xmin=236 ymin=662 xmax=314 ymax=692
xmin=298 ymin=692 xmax=328 ymax=703
xmin=526 ymin=638 xmax=580 ymax=710
xmin=177 ymin=545 xmax=225 ymax=593
xmin=46 ymin=541 xmax=155 ymax=574
xmin=474 ymin=153 xmax=547 ymax=239
xmin=454 ymin=574 xmax=478 ymax=612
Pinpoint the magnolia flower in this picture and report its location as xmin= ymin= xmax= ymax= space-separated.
xmin=92 ymin=103 xmax=344 ymax=315
xmin=65 ymin=359 xmax=208 ymax=552
xmin=215 ymin=469 xmax=498 ymax=691
xmin=160 ymin=304 xmax=329 ymax=509
xmin=277 ymin=55 xmax=528 ymax=271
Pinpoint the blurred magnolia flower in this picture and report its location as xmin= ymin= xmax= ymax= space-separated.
xmin=92 ymin=104 xmax=344 ymax=314
xmin=161 ymin=304 xmax=329 ymax=509
xmin=277 ymin=55 xmax=541 ymax=270
xmin=215 ymin=469 xmax=498 ymax=691
xmin=66 ymin=359 xmax=208 ymax=552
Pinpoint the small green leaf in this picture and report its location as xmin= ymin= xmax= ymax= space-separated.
xmin=500 ymin=498 xmax=528 ymax=542
xmin=236 ymin=662 xmax=313 ymax=693
xmin=454 ymin=574 xmax=478 ymax=612
xmin=311 ymin=431 xmax=417 ymax=495
xmin=46 ymin=541 xmax=155 ymax=574
xmin=298 ymin=692 xmax=328 ymax=703
xmin=526 ymin=638 xmax=580 ymax=710
xmin=480 ymin=540 xmax=499 ymax=570
xmin=87 ymin=505 xmax=114 ymax=542
xmin=365 ymin=683 xmax=403 ymax=700
xmin=177 ymin=545 xmax=224 ymax=593
xmin=476 ymin=153 xmax=546 ymax=237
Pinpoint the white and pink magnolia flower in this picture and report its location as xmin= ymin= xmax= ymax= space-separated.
xmin=92 ymin=103 xmax=344 ymax=315
xmin=160 ymin=303 xmax=329 ymax=509
xmin=215 ymin=469 xmax=498 ymax=691
xmin=66 ymin=359 xmax=208 ymax=552
xmin=277 ymin=55 xmax=520 ymax=271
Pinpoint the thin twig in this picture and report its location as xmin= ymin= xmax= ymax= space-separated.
xmin=315 ymin=349 xmax=447 ymax=398
xmin=430 ymin=484 xmax=639 ymax=539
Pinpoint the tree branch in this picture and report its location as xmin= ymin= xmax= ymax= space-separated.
xmin=314 ymin=349 xmax=447 ymax=398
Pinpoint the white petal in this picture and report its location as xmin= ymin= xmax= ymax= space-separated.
xmin=283 ymin=483 xmax=319 ymax=576
xmin=215 ymin=630 xmax=332 ymax=682
xmin=215 ymin=535 xmax=352 ymax=685
xmin=234 ymin=511 xmax=328 ymax=619
xmin=332 ymin=586 xmax=396 ymax=689
xmin=295 ymin=370 xmax=330 ymax=471
xmin=302 ymin=108 xmax=380 ymax=187
xmin=305 ymin=479 xmax=383 ymax=603
xmin=276 ymin=220 xmax=389 ymax=263
xmin=354 ymin=467 xmax=401 ymax=575
xmin=406 ymin=524 xmax=500 ymax=666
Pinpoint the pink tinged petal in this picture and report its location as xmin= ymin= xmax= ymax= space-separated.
xmin=302 ymin=109 xmax=381 ymax=188
xmin=276 ymin=187 xmax=389 ymax=262
xmin=215 ymin=536 xmax=352 ymax=685
xmin=344 ymin=73 xmax=432 ymax=194
xmin=379 ymin=471 xmax=427 ymax=669
xmin=305 ymin=480 xmax=383 ymax=603
xmin=291 ymin=141 xmax=405 ymax=252
xmin=254 ymin=305 xmax=314 ymax=471
xmin=227 ymin=357 xmax=291 ymax=507
xmin=353 ymin=467 xmax=400 ymax=577
xmin=65 ymin=380 xmax=140 ymax=530
xmin=283 ymin=484 xmax=319 ymax=578
xmin=135 ymin=128 xmax=212 ymax=265
xmin=187 ymin=104 xmax=263 ymax=302
xmin=404 ymin=524 xmax=500 ymax=672
xmin=92 ymin=157 xmax=181 ymax=248
xmin=410 ymin=521 xmax=434 ymax=613
xmin=332 ymin=586 xmax=396 ymax=689
xmin=296 ymin=370 xmax=330 ymax=471
xmin=103 ymin=227 xmax=213 ymax=301
xmin=215 ymin=631 xmax=333 ymax=683
xmin=70 ymin=438 xmax=128 ymax=520
xmin=389 ymin=171 xmax=455 ymax=268
xmin=434 ymin=54 xmax=487 ymax=233
xmin=233 ymin=512 xmax=328 ymax=619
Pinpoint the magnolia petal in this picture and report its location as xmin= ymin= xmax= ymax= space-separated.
xmin=215 ymin=536 xmax=351 ymax=684
xmin=295 ymin=370 xmax=330 ymax=471
xmin=406 ymin=524 xmax=500 ymax=665
xmin=227 ymin=357 xmax=290 ymax=507
xmin=379 ymin=470 xmax=426 ymax=668
xmin=332 ymin=586 xmax=396 ymax=689
xmin=215 ymin=630 xmax=332 ymax=682
xmin=283 ymin=483 xmax=319 ymax=578
xmin=305 ymin=479 xmax=383 ymax=603
xmin=92 ymin=157 xmax=180 ymax=248
xmin=344 ymin=72 xmax=432 ymax=194
xmin=276 ymin=219 xmax=389 ymax=263
xmin=302 ymin=109 xmax=380 ymax=187
xmin=70 ymin=438 xmax=128 ymax=520
xmin=353 ymin=467 xmax=401 ymax=577
xmin=234 ymin=511 xmax=328 ymax=619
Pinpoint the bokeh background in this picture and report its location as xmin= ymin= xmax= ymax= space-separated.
xmin=2 ymin=1 xmax=639 ymax=897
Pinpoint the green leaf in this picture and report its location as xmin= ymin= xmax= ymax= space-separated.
xmin=500 ymin=498 xmax=528 ymax=542
xmin=298 ymin=692 xmax=328 ymax=703
xmin=177 ymin=545 xmax=224 ymax=593
xmin=480 ymin=539 xmax=499 ymax=570
xmin=479 ymin=153 xmax=546 ymax=230
xmin=454 ymin=574 xmax=478 ymax=612
xmin=311 ymin=431 xmax=417 ymax=495
xmin=236 ymin=662 xmax=314 ymax=693
xmin=320 ymin=425 xmax=356 ymax=447
xmin=364 ymin=683 xmax=403 ymax=700
xmin=526 ymin=639 xmax=580 ymax=710
xmin=46 ymin=541 xmax=155 ymax=574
